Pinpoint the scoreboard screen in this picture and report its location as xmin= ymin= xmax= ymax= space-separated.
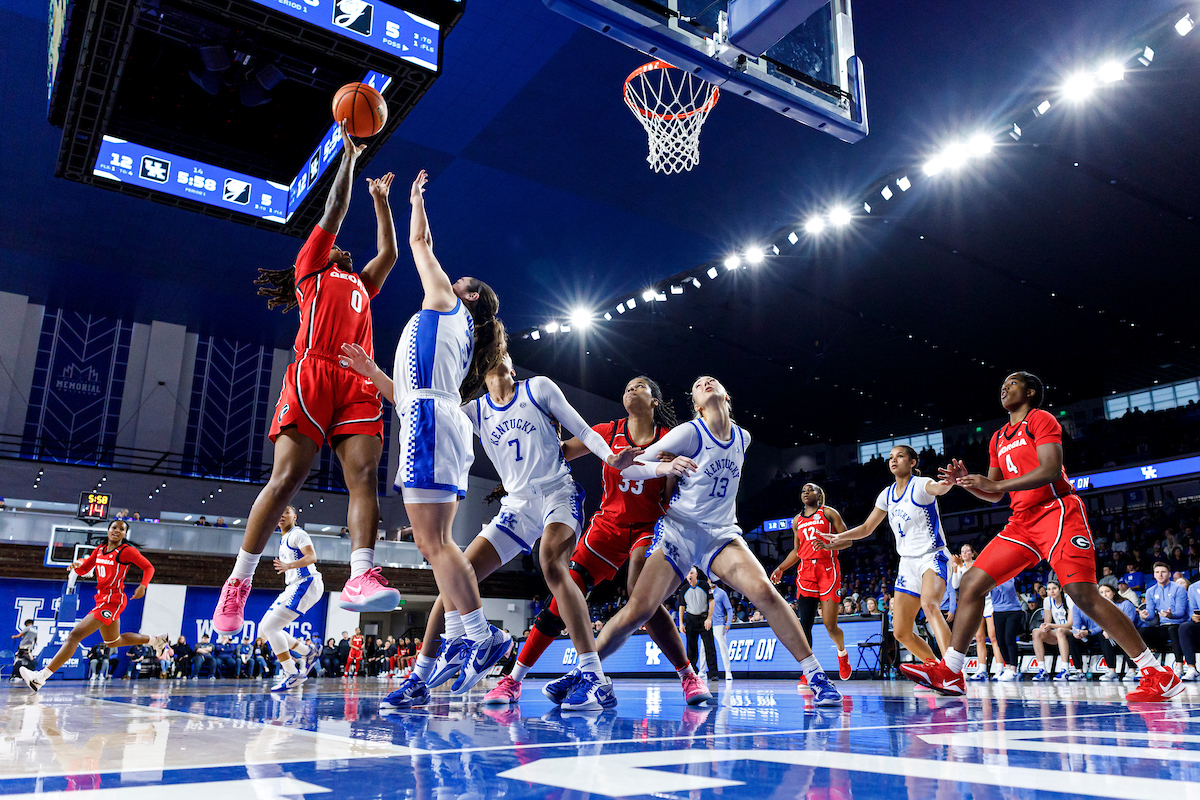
xmin=78 ymin=492 xmax=111 ymax=522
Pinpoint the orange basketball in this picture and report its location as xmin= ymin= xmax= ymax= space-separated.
xmin=332 ymin=82 xmax=387 ymax=137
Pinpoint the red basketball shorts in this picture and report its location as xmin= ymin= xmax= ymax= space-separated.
xmin=90 ymin=593 xmax=127 ymax=625
xmin=797 ymin=556 xmax=842 ymax=602
xmin=569 ymin=514 xmax=656 ymax=586
xmin=974 ymin=493 xmax=1097 ymax=587
xmin=270 ymin=351 xmax=383 ymax=447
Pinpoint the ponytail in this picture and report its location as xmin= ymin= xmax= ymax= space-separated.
xmin=896 ymin=444 xmax=921 ymax=476
xmin=637 ymin=375 xmax=678 ymax=429
xmin=459 ymin=279 xmax=505 ymax=401
xmin=255 ymin=267 xmax=299 ymax=313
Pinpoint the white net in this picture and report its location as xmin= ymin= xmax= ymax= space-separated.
xmin=623 ymin=61 xmax=720 ymax=175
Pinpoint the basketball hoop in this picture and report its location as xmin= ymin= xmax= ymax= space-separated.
xmin=623 ymin=61 xmax=719 ymax=175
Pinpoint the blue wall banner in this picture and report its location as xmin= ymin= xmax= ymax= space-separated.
xmin=180 ymin=585 xmax=327 ymax=646
xmin=525 ymin=617 xmax=883 ymax=677
xmin=3 ymin=578 xmax=144 ymax=680
xmin=1070 ymin=454 xmax=1200 ymax=491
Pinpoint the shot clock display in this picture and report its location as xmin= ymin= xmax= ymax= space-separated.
xmin=78 ymin=492 xmax=111 ymax=522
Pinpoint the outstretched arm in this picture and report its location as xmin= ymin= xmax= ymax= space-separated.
xmin=317 ymin=122 xmax=366 ymax=235
xmin=408 ymin=170 xmax=457 ymax=312
xmin=340 ymin=343 xmax=394 ymax=404
xmin=620 ymin=424 xmax=699 ymax=482
xmin=822 ymin=506 xmax=887 ymax=550
xmin=941 ymin=459 xmax=1006 ymax=504
xmin=359 ymin=173 xmax=397 ymax=290
xmin=530 ymin=378 xmax=642 ymax=469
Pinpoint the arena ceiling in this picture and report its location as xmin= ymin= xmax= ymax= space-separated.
xmin=2 ymin=0 xmax=1198 ymax=446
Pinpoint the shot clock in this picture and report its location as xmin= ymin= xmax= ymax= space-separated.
xmin=78 ymin=491 xmax=111 ymax=523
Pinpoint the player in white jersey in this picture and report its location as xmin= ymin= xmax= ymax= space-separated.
xmin=340 ymin=170 xmax=511 ymax=706
xmin=556 ymin=376 xmax=843 ymax=707
xmin=824 ymin=445 xmax=954 ymax=665
xmin=261 ymin=506 xmax=323 ymax=691
xmin=396 ymin=354 xmax=639 ymax=709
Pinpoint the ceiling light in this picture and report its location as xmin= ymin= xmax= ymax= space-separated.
xmin=922 ymin=157 xmax=944 ymax=176
xmin=569 ymin=308 xmax=592 ymax=328
xmin=707 ymin=267 xmax=719 ymax=279
xmin=967 ymin=132 xmax=993 ymax=156
xmin=691 ymin=277 xmax=701 ymax=288
xmin=829 ymin=207 xmax=851 ymax=226
xmin=1138 ymin=46 xmax=1154 ymax=66
xmin=896 ymin=176 xmax=911 ymax=191
xmin=670 ymin=284 xmax=683 ymax=294
xmin=544 ymin=321 xmax=559 ymax=333
xmin=804 ymin=216 xmax=825 ymax=234
xmin=642 ymin=289 xmax=656 ymax=302
xmin=787 ymin=231 xmax=798 ymax=245
xmin=617 ymin=303 xmax=626 ymax=313
xmin=880 ymin=186 xmax=893 ymax=200
xmin=603 ymin=312 xmax=612 ymax=320
xmin=627 ymin=297 xmax=636 ymax=309
xmin=863 ymin=202 xmax=872 ymax=214
xmin=745 ymin=247 xmax=765 ymax=264
xmin=654 ymin=292 xmax=666 ymax=302
xmin=943 ymin=142 xmax=969 ymax=169
xmin=1176 ymin=13 xmax=1194 ymax=35
xmin=1062 ymin=72 xmax=1095 ymax=101
xmin=1096 ymin=61 xmax=1125 ymax=83
xmin=560 ymin=324 xmax=571 ymax=332
xmin=1009 ymin=123 xmax=1022 ymax=140
xmin=530 ymin=330 xmax=540 ymax=340
xmin=724 ymin=255 xmax=740 ymax=270
xmin=1035 ymin=99 xmax=1051 ymax=115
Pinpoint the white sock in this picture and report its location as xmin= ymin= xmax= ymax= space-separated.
xmin=281 ymin=658 xmax=298 ymax=675
xmin=799 ymin=655 xmax=823 ymax=682
xmin=444 ymin=610 xmax=465 ymax=641
xmin=462 ymin=608 xmax=488 ymax=642
xmin=577 ymin=651 xmax=605 ymax=681
xmin=1133 ymin=649 xmax=1159 ymax=671
xmin=291 ymin=640 xmax=311 ymax=657
xmin=944 ymin=648 xmax=965 ymax=673
xmin=511 ymin=662 xmax=530 ymax=681
xmin=349 ymin=548 xmax=375 ymax=579
xmin=231 ymin=549 xmax=261 ymax=582
xmin=414 ymin=654 xmax=436 ymax=681
xmin=676 ymin=663 xmax=696 ymax=679
xmin=837 ymin=648 xmax=848 ymax=657
xmin=37 ymin=667 xmax=53 ymax=680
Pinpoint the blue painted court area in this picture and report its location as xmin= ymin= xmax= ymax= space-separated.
xmin=2 ymin=678 xmax=1199 ymax=799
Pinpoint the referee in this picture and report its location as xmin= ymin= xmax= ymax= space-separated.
xmin=677 ymin=567 xmax=718 ymax=679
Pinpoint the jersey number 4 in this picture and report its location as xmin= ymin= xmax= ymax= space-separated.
xmin=617 ymin=477 xmax=644 ymax=495
xmin=1005 ymin=454 xmax=1018 ymax=475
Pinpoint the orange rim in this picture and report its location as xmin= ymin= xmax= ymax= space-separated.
xmin=624 ymin=60 xmax=720 ymax=121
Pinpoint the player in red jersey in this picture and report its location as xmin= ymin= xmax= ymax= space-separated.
xmin=771 ymin=483 xmax=853 ymax=681
xmin=900 ymin=371 xmax=1183 ymax=701
xmin=483 ymin=375 xmax=710 ymax=706
xmin=213 ymin=122 xmax=401 ymax=636
xmin=20 ymin=519 xmax=165 ymax=692
xmin=346 ymin=628 xmax=366 ymax=676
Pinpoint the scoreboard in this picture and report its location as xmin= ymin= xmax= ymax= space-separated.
xmin=77 ymin=491 xmax=111 ymax=522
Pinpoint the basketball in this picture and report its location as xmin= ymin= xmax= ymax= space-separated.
xmin=332 ymin=82 xmax=387 ymax=137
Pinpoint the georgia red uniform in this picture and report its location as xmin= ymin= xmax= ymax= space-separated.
xmin=74 ymin=543 xmax=154 ymax=624
xmin=346 ymin=633 xmax=365 ymax=673
xmin=269 ymin=224 xmax=383 ymax=447
xmin=793 ymin=507 xmax=841 ymax=602
xmin=568 ymin=419 xmax=670 ymax=585
xmin=973 ymin=408 xmax=1097 ymax=586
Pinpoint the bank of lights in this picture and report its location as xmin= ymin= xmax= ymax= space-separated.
xmin=745 ymin=247 xmax=765 ymax=265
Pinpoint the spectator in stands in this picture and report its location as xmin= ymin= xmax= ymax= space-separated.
xmin=1098 ymin=566 xmax=1119 ymax=591
xmin=195 ymin=516 xmax=211 ymax=527
xmin=865 ymin=597 xmax=879 ymax=614
xmin=1117 ymin=581 xmax=1139 ymax=607
xmin=127 ymin=644 xmax=147 ymax=680
xmin=1069 ymin=602 xmax=1103 ymax=679
xmin=1123 ymin=564 xmax=1145 ymax=593
xmin=383 ymin=637 xmax=398 ymax=676
xmin=320 ymin=638 xmax=341 ymax=677
xmin=1141 ymin=562 xmax=1188 ymax=671
xmin=1170 ymin=547 xmax=1187 ymax=574
xmin=11 ymin=618 xmax=36 ymax=659
xmin=337 ymin=631 xmax=351 ymax=669
xmin=1031 ymin=582 xmax=1076 ymax=681
xmin=1111 ymin=532 xmax=1129 ymax=556
xmin=158 ymin=640 xmax=174 ymax=678
xmin=86 ymin=643 xmax=110 ymax=681
xmin=237 ymin=638 xmax=257 ymax=678
xmin=173 ymin=636 xmax=194 ymax=678
xmin=749 ymin=609 xmax=764 ymax=622
xmin=339 ymin=527 xmax=349 ymax=538
xmin=130 ymin=512 xmax=141 ymax=521
xmin=841 ymin=598 xmax=855 ymax=616
xmin=1098 ymin=584 xmax=1140 ymax=681
xmin=214 ymin=517 xmax=229 ymax=528
xmin=193 ymin=636 xmax=215 ymax=678
xmin=214 ymin=635 xmax=237 ymax=677
xmin=255 ymin=637 xmax=274 ymax=678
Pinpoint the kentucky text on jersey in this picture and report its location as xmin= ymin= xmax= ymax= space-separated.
xmin=487 ymin=417 xmax=538 ymax=447
xmin=703 ymin=458 xmax=741 ymax=480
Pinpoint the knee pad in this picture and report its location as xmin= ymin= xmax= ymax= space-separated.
xmin=567 ymin=561 xmax=595 ymax=595
xmin=533 ymin=606 xmax=567 ymax=638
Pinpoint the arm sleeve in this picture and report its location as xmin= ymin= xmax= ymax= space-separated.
xmin=528 ymin=377 xmax=615 ymax=462
xmin=295 ymin=225 xmax=337 ymax=283
xmin=620 ymin=423 xmax=701 ymax=481
xmin=951 ymin=565 xmax=963 ymax=590
xmin=1028 ymin=409 xmax=1063 ymax=446
xmin=74 ymin=548 xmax=100 ymax=576
xmin=123 ymin=546 xmax=155 ymax=586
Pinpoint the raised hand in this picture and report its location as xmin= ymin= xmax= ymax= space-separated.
xmin=939 ymin=458 xmax=968 ymax=485
xmin=956 ymin=473 xmax=1000 ymax=492
xmin=339 ymin=120 xmax=367 ymax=159
xmin=820 ymin=531 xmax=850 ymax=550
xmin=273 ymin=558 xmax=288 ymax=574
xmin=339 ymin=342 xmax=376 ymax=377
xmin=410 ymin=169 xmax=428 ymax=204
xmin=367 ymin=172 xmax=394 ymax=200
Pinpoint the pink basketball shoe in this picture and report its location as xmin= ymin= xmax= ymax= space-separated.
xmin=338 ymin=567 xmax=401 ymax=612
xmin=213 ymin=577 xmax=252 ymax=635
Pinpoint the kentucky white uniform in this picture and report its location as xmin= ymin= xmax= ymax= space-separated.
xmin=952 ymin=561 xmax=993 ymax=617
xmin=876 ymin=477 xmax=950 ymax=598
xmin=466 ymin=376 xmax=615 ymax=562
xmin=623 ymin=418 xmax=750 ymax=580
xmin=1043 ymin=594 xmax=1073 ymax=626
xmin=271 ymin=526 xmax=324 ymax=615
xmin=394 ymin=299 xmax=475 ymax=503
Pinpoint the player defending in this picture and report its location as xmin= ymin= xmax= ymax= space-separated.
xmin=900 ymin=371 xmax=1182 ymax=701
xmin=213 ymin=121 xmax=401 ymax=638
xmin=263 ymin=506 xmax=323 ymax=691
xmin=21 ymin=520 xmax=165 ymax=692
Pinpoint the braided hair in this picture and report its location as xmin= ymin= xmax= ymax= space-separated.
xmin=459 ymin=279 xmax=506 ymax=401
xmin=635 ymin=375 xmax=678 ymax=429
xmin=255 ymin=266 xmax=300 ymax=313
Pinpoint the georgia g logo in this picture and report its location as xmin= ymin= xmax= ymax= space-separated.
xmin=1071 ymin=535 xmax=1092 ymax=550
xmin=101 ymin=610 xmax=112 ymax=619
xmin=278 ymin=404 xmax=289 ymax=423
